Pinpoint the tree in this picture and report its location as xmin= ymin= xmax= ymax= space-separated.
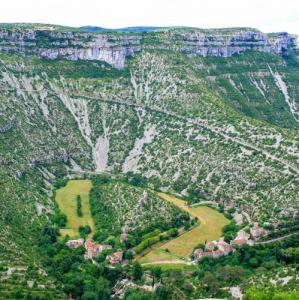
xmin=124 ymin=250 xmax=134 ymax=260
xmin=294 ymin=247 xmax=299 ymax=262
xmin=77 ymin=195 xmax=83 ymax=217
xmin=156 ymin=286 xmax=173 ymax=299
xmin=132 ymin=262 xmax=143 ymax=281
xmin=125 ymin=289 xmax=154 ymax=300
xmin=79 ymin=225 xmax=91 ymax=237
xmin=81 ymin=291 xmax=97 ymax=300
xmin=203 ymin=272 xmax=220 ymax=294
xmin=53 ymin=207 xmax=67 ymax=227
xmin=217 ymin=265 xmax=246 ymax=284
xmin=42 ymin=225 xmax=59 ymax=243
xmin=151 ymin=266 xmax=162 ymax=285
xmin=95 ymin=277 xmax=110 ymax=300
xmin=249 ymin=257 xmax=259 ymax=268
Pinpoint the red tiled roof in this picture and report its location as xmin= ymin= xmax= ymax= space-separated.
xmin=232 ymin=239 xmax=247 ymax=245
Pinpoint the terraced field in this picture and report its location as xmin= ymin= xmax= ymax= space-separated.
xmin=55 ymin=179 xmax=94 ymax=238
xmin=139 ymin=193 xmax=229 ymax=264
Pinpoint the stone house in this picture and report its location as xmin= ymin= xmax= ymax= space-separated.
xmin=231 ymin=230 xmax=254 ymax=246
xmin=193 ymin=248 xmax=204 ymax=260
xmin=108 ymin=251 xmax=123 ymax=265
xmin=193 ymin=238 xmax=233 ymax=261
xmin=250 ymin=223 xmax=268 ymax=240
xmin=217 ymin=239 xmax=233 ymax=255
xmin=84 ymin=239 xmax=112 ymax=260
xmin=205 ymin=241 xmax=217 ymax=251
xmin=66 ymin=238 xmax=85 ymax=249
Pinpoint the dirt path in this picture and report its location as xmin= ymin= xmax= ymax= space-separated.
xmin=255 ymin=231 xmax=299 ymax=245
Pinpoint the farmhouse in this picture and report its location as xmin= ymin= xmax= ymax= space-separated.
xmin=231 ymin=230 xmax=254 ymax=246
xmin=66 ymin=238 xmax=85 ymax=249
xmin=193 ymin=248 xmax=204 ymax=260
xmin=205 ymin=241 xmax=217 ymax=251
xmin=108 ymin=251 xmax=123 ymax=265
xmin=218 ymin=238 xmax=233 ymax=255
xmin=250 ymin=223 xmax=268 ymax=240
xmin=193 ymin=238 xmax=233 ymax=261
xmin=84 ymin=239 xmax=112 ymax=259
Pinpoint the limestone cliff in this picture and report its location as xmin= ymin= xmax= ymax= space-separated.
xmin=0 ymin=25 xmax=297 ymax=68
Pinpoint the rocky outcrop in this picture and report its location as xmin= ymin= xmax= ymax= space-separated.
xmin=0 ymin=26 xmax=297 ymax=68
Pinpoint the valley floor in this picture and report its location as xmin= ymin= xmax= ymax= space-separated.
xmin=55 ymin=179 xmax=94 ymax=238
xmin=138 ymin=193 xmax=229 ymax=264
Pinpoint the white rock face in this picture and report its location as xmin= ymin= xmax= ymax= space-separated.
xmin=93 ymin=120 xmax=110 ymax=172
xmin=53 ymin=86 xmax=111 ymax=171
xmin=0 ymin=28 xmax=296 ymax=68
xmin=122 ymin=125 xmax=157 ymax=172
xmin=269 ymin=66 xmax=299 ymax=122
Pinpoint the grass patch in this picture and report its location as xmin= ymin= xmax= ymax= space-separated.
xmin=55 ymin=179 xmax=94 ymax=238
xmin=143 ymin=263 xmax=197 ymax=272
xmin=139 ymin=192 xmax=229 ymax=263
xmin=139 ymin=248 xmax=181 ymax=264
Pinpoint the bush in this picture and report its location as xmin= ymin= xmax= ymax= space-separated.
xmin=53 ymin=209 xmax=67 ymax=227
xmin=79 ymin=225 xmax=91 ymax=237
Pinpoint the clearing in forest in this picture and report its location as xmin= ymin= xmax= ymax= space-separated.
xmin=55 ymin=179 xmax=94 ymax=238
xmin=139 ymin=192 xmax=229 ymax=264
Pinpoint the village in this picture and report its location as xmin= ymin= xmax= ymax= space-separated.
xmin=64 ymin=222 xmax=269 ymax=298
xmin=193 ymin=223 xmax=268 ymax=261
xmin=65 ymin=223 xmax=268 ymax=266
xmin=65 ymin=238 xmax=163 ymax=298
xmin=66 ymin=238 xmax=123 ymax=266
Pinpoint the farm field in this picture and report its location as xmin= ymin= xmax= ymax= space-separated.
xmin=55 ymin=179 xmax=94 ymax=238
xmin=139 ymin=193 xmax=229 ymax=264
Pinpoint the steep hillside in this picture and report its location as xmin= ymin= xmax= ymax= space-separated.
xmin=0 ymin=24 xmax=299 ymax=297
xmin=90 ymin=179 xmax=189 ymax=243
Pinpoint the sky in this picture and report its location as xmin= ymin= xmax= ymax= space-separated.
xmin=0 ymin=0 xmax=299 ymax=35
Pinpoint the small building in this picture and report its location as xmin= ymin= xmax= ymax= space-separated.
xmin=193 ymin=238 xmax=233 ymax=261
xmin=109 ymin=251 xmax=123 ymax=265
xmin=217 ymin=239 xmax=233 ymax=255
xmin=66 ymin=238 xmax=85 ymax=249
xmin=193 ymin=248 xmax=204 ymax=260
xmin=212 ymin=249 xmax=224 ymax=258
xmin=84 ymin=240 xmax=112 ymax=260
xmin=250 ymin=223 xmax=268 ymax=240
xmin=202 ymin=251 xmax=214 ymax=258
xmin=231 ymin=229 xmax=254 ymax=246
xmin=205 ymin=241 xmax=217 ymax=251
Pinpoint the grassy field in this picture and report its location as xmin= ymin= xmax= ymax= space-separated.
xmin=139 ymin=192 xmax=229 ymax=264
xmin=55 ymin=179 xmax=94 ymax=238
xmin=143 ymin=263 xmax=197 ymax=272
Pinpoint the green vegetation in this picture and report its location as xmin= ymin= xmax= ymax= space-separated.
xmin=135 ymin=228 xmax=179 ymax=254
xmin=0 ymin=25 xmax=299 ymax=298
xmin=89 ymin=177 xmax=190 ymax=248
xmin=245 ymin=288 xmax=299 ymax=300
xmin=38 ymin=223 xmax=121 ymax=300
